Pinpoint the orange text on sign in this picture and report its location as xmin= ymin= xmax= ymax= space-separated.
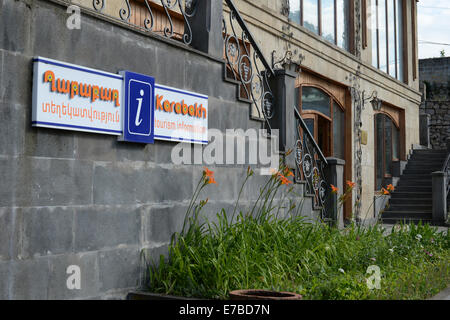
xmin=43 ymin=70 xmax=120 ymax=107
xmin=156 ymin=94 xmax=206 ymax=119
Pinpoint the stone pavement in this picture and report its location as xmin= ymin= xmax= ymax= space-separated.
xmin=429 ymin=286 xmax=450 ymax=300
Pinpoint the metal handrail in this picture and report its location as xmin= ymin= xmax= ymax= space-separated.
xmin=293 ymin=105 xmax=329 ymax=220
xmin=224 ymin=0 xmax=275 ymax=78
xmin=294 ymin=106 xmax=328 ymax=165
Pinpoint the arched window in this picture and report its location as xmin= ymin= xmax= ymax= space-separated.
xmin=299 ymin=86 xmax=345 ymax=159
xmin=374 ymin=113 xmax=400 ymax=190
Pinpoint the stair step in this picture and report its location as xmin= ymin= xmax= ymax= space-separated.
xmin=409 ymin=154 xmax=445 ymax=159
xmin=390 ymin=192 xmax=432 ymax=199
xmin=386 ymin=204 xmax=432 ymax=212
xmin=382 ymin=211 xmax=432 ymax=219
xmin=406 ymin=161 xmax=444 ymax=166
xmin=397 ymin=180 xmax=432 ymax=187
xmin=412 ymin=149 xmax=448 ymax=154
xmin=389 ymin=198 xmax=432 ymax=205
xmin=393 ymin=186 xmax=432 ymax=192
xmin=398 ymin=176 xmax=432 ymax=181
xmin=405 ymin=165 xmax=443 ymax=171
xmin=402 ymin=169 xmax=434 ymax=174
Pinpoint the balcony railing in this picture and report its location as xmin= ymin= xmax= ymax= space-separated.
xmin=88 ymin=0 xmax=197 ymax=45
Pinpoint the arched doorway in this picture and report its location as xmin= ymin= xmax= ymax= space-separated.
xmin=374 ymin=112 xmax=401 ymax=190
xmin=299 ymin=86 xmax=346 ymax=159
xmin=295 ymin=70 xmax=351 ymax=219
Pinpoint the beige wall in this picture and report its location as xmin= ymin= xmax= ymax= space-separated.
xmin=231 ymin=0 xmax=421 ymax=221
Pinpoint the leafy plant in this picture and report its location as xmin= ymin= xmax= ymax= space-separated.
xmin=145 ymin=164 xmax=450 ymax=300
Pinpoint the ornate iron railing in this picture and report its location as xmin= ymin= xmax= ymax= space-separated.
xmin=90 ymin=0 xmax=197 ymax=45
xmin=222 ymin=0 xmax=275 ymax=129
xmin=294 ymin=107 xmax=328 ymax=218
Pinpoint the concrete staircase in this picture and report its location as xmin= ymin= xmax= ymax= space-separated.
xmin=382 ymin=149 xmax=449 ymax=225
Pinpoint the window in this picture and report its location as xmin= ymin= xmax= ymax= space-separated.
xmin=299 ymin=86 xmax=346 ymax=159
xmin=289 ymin=0 xmax=350 ymax=51
xmin=371 ymin=0 xmax=404 ymax=81
xmin=374 ymin=113 xmax=400 ymax=190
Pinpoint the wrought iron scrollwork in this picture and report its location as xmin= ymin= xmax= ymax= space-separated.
xmin=90 ymin=0 xmax=196 ymax=45
xmin=119 ymin=0 xmax=131 ymax=22
xmin=223 ymin=0 xmax=276 ymax=130
xmin=143 ymin=0 xmax=155 ymax=31
xmin=294 ymin=107 xmax=328 ymax=219
xmin=92 ymin=0 xmax=104 ymax=12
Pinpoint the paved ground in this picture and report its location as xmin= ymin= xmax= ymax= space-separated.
xmin=429 ymin=286 xmax=450 ymax=300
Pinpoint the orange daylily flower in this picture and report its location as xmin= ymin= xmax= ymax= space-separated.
xmin=280 ymin=176 xmax=292 ymax=185
xmin=381 ymin=188 xmax=390 ymax=195
xmin=276 ymin=172 xmax=292 ymax=185
xmin=387 ymin=184 xmax=395 ymax=192
xmin=203 ymin=167 xmax=214 ymax=178
xmin=331 ymin=184 xmax=339 ymax=194
xmin=346 ymin=181 xmax=356 ymax=188
xmin=285 ymin=169 xmax=294 ymax=177
xmin=203 ymin=167 xmax=217 ymax=185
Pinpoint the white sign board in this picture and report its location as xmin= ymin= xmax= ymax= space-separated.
xmin=154 ymin=84 xmax=208 ymax=144
xmin=32 ymin=57 xmax=123 ymax=135
xmin=31 ymin=57 xmax=209 ymax=144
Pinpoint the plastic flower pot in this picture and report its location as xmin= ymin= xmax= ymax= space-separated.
xmin=229 ymin=289 xmax=302 ymax=300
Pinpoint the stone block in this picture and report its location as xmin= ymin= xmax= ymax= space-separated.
xmin=30 ymin=1 xmax=78 ymax=62
xmin=0 ymin=261 xmax=9 ymax=299
xmin=0 ymin=0 xmax=32 ymax=54
xmin=93 ymin=162 xmax=194 ymax=205
xmin=184 ymin=58 xmax=222 ymax=97
xmin=74 ymin=205 xmax=141 ymax=252
xmin=10 ymin=257 xmax=50 ymax=300
xmin=208 ymin=97 xmax=254 ymax=131
xmin=154 ymin=140 xmax=180 ymax=164
xmin=115 ymin=141 xmax=155 ymax=163
xmin=98 ymin=247 xmax=140 ymax=293
xmin=0 ymin=85 xmax=26 ymax=156
xmin=12 ymin=158 xmax=93 ymax=207
xmin=0 ymin=157 xmax=15 ymax=207
xmin=243 ymin=169 xmax=272 ymax=201
xmin=145 ymin=204 xmax=188 ymax=244
xmin=0 ymin=207 xmax=20 ymax=261
xmin=47 ymin=252 xmax=100 ymax=300
xmin=93 ymin=162 xmax=138 ymax=205
xmin=156 ymin=44 xmax=186 ymax=89
xmin=0 ymin=51 xmax=31 ymax=105
xmin=193 ymin=166 xmax=238 ymax=201
xmin=21 ymin=206 xmax=74 ymax=259
xmin=75 ymin=132 xmax=117 ymax=162
xmin=135 ymin=165 xmax=194 ymax=204
xmin=24 ymin=126 xmax=77 ymax=159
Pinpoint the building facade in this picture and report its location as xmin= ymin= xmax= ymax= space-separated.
xmin=0 ymin=0 xmax=421 ymax=299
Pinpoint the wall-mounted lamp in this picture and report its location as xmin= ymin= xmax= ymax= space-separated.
xmin=362 ymin=90 xmax=382 ymax=111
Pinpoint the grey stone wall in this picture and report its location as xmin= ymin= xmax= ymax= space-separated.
xmin=0 ymin=0 xmax=317 ymax=299
xmin=419 ymin=57 xmax=450 ymax=85
xmin=420 ymin=100 xmax=450 ymax=150
xmin=419 ymin=58 xmax=450 ymax=150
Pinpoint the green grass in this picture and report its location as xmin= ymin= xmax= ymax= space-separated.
xmin=146 ymin=167 xmax=450 ymax=300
